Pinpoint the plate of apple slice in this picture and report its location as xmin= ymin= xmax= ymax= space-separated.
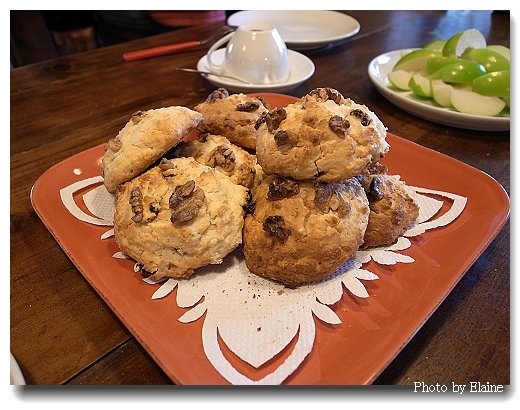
xmin=368 ymin=28 xmax=509 ymax=131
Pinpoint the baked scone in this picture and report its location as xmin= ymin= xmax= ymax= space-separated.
xmin=255 ymin=87 xmax=390 ymax=182
xmin=243 ymin=175 xmax=370 ymax=287
xmin=101 ymin=106 xmax=202 ymax=194
xmin=194 ymin=88 xmax=269 ymax=151
xmin=170 ymin=133 xmax=257 ymax=189
xmin=114 ymin=157 xmax=249 ymax=280
xmin=357 ymin=165 xmax=419 ymax=248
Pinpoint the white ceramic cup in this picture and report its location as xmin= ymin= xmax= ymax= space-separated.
xmin=207 ymin=23 xmax=289 ymax=85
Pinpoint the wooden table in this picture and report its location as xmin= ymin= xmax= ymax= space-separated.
xmin=10 ymin=10 xmax=510 ymax=386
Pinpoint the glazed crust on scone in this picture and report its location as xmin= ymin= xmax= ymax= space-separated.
xmin=194 ymin=88 xmax=269 ymax=151
xmin=255 ymin=87 xmax=390 ymax=182
xmin=101 ymin=106 xmax=202 ymax=194
xmin=357 ymin=167 xmax=419 ymax=248
xmin=170 ymin=133 xmax=257 ymax=189
xmin=243 ymin=175 xmax=370 ymax=287
xmin=114 ymin=157 xmax=249 ymax=280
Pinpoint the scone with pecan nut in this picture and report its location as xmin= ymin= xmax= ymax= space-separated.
xmin=102 ymin=106 xmax=202 ymax=193
xmin=194 ymin=88 xmax=269 ymax=151
xmin=243 ymin=175 xmax=370 ymax=287
xmin=170 ymin=133 xmax=257 ymax=189
xmin=114 ymin=157 xmax=249 ymax=280
xmin=255 ymin=87 xmax=390 ymax=182
xmin=357 ymin=164 xmax=419 ymax=248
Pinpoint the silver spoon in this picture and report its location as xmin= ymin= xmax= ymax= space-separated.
xmin=175 ymin=67 xmax=253 ymax=85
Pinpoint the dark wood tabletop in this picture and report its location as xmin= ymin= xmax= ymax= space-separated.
xmin=10 ymin=10 xmax=510 ymax=386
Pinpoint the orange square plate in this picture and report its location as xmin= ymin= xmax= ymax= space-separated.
xmin=31 ymin=94 xmax=510 ymax=385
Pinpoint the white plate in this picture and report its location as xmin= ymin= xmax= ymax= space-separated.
xmin=368 ymin=49 xmax=510 ymax=132
xmin=197 ymin=49 xmax=315 ymax=93
xmin=10 ymin=352 xmax=26 ymax=385
xmin=227 ymin=11 xmax=360 ymax=50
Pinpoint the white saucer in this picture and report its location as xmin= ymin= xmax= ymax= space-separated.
xmin=227 ymin=11 xmax=360 ymax=50
xmin=10 ymin=352 xmax=25 ymax=385
xmin=196 ymin=49 xmax=315 ymax=93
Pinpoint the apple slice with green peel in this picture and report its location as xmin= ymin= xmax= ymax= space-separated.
xmin=486 ymin=45 xmax=510 ymax=61
xmin=501 ymin=95 xmax=510 ymax=108
xmin=426 ymin=56 xmax=466 ymax=75
xmin=424 ymin=39 xmax=447 ymax=51
xmin=408 ymin=73 xmax=432 ymax=98
xmin=393 ymin=49 xmax=441 ymax=73
xmin=431 ymin=79 xmax=452 ymax=107
xmin=442 ymin=28 xmax=487 ymax=56
xmin=450 ymin=88 xmax=505 ymax=116
xmin=462 ymin=48 xmax=510 ymax=72
xmin=472 ymin=70 xmax=510 ymax=97
xmin=387 ymin=70 xmax=413 ymax=90
xmin=430 ymin=61 xmax=486 ymax=84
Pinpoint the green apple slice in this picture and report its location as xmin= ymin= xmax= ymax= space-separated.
xmin=426 ymin=56 xmax=466 ymax=75
xmin=442 ymin=28 xmax=487 ymax=57
xmin=450 ymin=88 xmax=505 ymax=116
xmin=501 ymin=95 xmax=510 ymax=108
xmin=431 ymin=79 xmax=452 ymax=107
xmin=486 ymin=45 xmax=510 ymax=61
xmin=424 ymin=39 xmax=447 ymax=51
xmin=388 ymin=70 xmax=413 ymax=90
xmin=393 ymin=49 xmax=441 ymax=73
xmin=408 ymin=73 xmax=432 ymax=98
xmin=462 ymin=48 xmax=510 ymax=72
xmin=472 ymin=70 xmax=510 ymax=97
xmin=431 ymin=61 xmax=486 ymax=84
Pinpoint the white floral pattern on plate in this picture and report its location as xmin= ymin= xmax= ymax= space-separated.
xmin=60 ymin=179 xmax=466 ymax=384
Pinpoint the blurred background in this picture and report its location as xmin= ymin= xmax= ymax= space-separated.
xmin=10 ymin=10 xmax=237 ymax=67
xmin=11 ymin=11 xmax=61 ymax=67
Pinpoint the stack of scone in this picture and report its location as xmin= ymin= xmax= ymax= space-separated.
xmin=102 ymin=90 xmax=266 ymax=281
xmin=101 ymin=87 xmax=419 ymax=287
xmin=243 ymin=87 xmax=419 ymax=287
